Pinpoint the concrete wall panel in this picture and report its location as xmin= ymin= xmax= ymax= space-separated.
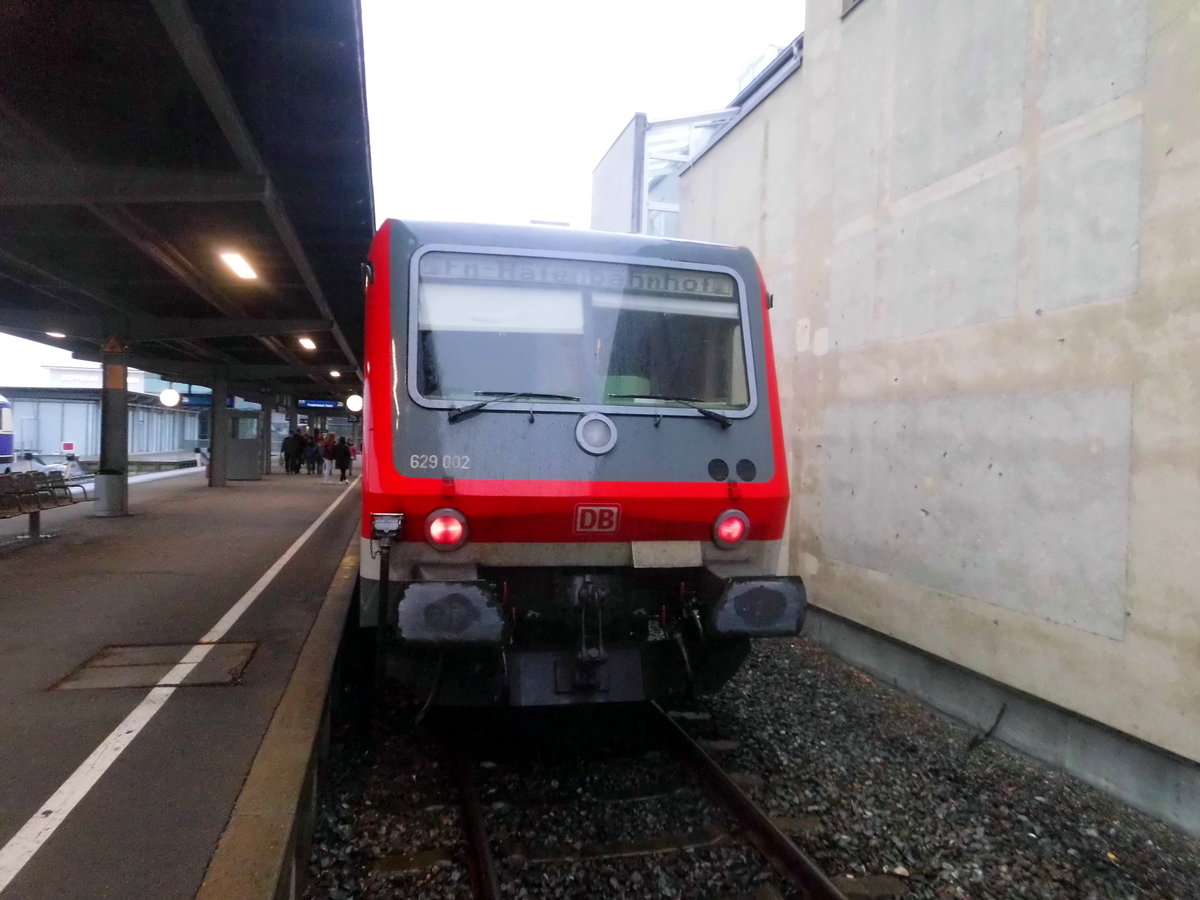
xmin=833 ymin=0 xmax=886 ymax=226
xmin=888 ymin=170 xmax=1020 ymax=340
xmin=893 ymin=0 xmax=1028 ymax=195
xmin=710 ymin=117 xmax=769 ymax=246
xmin=821 ymin=386 xmax=1132 ymax=637
xmin=1036 ymin=117 xmax=1143 ymax=310
xmin=762 ymin=73 xmax=807 ymax=269
xmin=1041 ymin=0 xmax=1148 ymax=129
xmin=830 ymin=227 xmax=880 ymax=350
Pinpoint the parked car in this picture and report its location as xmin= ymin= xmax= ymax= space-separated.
xmin=2 ymin=454 xmax=70 ymax=476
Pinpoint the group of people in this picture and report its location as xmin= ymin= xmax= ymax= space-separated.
xmin=280 ymin=431 xmax=357 ymax=483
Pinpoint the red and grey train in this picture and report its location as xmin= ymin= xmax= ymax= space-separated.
xmin=359 ymin=220 xmax=805 ymax=706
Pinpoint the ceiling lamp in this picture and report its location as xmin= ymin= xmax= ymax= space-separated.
xmin=219 ymin=252 xmax=257 ymax=279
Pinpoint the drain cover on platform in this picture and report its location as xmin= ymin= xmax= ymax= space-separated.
xmin=54 ymin=642 xmax=256 ymax=690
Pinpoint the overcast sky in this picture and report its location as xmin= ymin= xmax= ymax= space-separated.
xmin=0 ymin=333 xmax=83 ymax=385
xmin=362 ymin=0 xmax=804 ymax=228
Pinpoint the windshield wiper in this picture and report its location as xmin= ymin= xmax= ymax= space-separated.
xmin=448 ymin=391 xmax=581 ymax=422
xmin=606 ymin=394 xmax=733 ymax=428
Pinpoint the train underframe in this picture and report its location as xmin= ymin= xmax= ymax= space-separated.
xmin=361 ymin=560 xmax=806 ymax=707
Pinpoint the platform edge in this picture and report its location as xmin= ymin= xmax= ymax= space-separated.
xmin=195 ymin=532 xmax=360 ymax=900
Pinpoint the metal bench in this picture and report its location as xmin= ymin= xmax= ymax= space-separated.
xmin=0 ymin=471 xmax=92 ymax=542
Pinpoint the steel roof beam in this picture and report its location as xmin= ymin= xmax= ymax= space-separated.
xmin=151 ymin=0 xmax=361 ymax=371
xmin=130 ymin=317 xmax=333 ymax=341
xmin=0 ymin=247 xmax=232 ymax=365
xmin=0 ymin=97 xmax=310 ymax=374
xmin=0 ymin=246 xmax=141 ymax=317
xmin=70 ymin=351 xmax=334 ymax=383
xmin=0 ymin=309 xmax=332 ymax=342
xmin=0 ymin=163 xmax=266 ymax=206
xmin=645 ymin=109 xmax=740 ymax=128
xmin=261 ymin=184 xmax=361 ymax=370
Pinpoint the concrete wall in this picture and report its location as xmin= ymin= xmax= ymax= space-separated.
xmin=591 ymin=114 xmax=645 ymax=232
xmin=679 ymin=0 xmax=1200 ymax=764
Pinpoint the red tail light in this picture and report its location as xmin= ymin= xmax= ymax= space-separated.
xmin=713 ymin=510 xmax=749 ymax=548
xmin=425 ymin=508 xmax=468 ymax=550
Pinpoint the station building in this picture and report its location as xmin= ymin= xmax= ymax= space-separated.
xmin=0 ymin=336 xmax=337 ymax=464
xmin=591 ymin=41 xmax=800 ymax=238
xmin=596 ymin=0 xmax=1200 ymax=834
xmin=0 ymin=348 xmax=200 ymax=460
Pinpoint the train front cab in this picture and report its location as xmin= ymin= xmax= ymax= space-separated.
xmin=360 ymin=220 xmax=806 ymax=706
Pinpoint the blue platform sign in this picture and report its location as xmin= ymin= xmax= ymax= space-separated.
xmin=180 ymin=393 xmax=234 ymax=408
xmin=298 ymin=399 xmax=341 ymax=409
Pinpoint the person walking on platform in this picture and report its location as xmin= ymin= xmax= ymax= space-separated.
xmin=281 ymin=431 xmax=300 ymax=474
xmin=334 ymin=436 xmax=352 ymax=483
xmin=304 ymin=436 xmax=319 ymax=475
xmin=322 ymin=433 xmax=337 ymax=484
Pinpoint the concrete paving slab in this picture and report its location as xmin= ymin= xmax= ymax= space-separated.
xmin=0 ymin=472 xmax=361 ymax=899
xmin=53 ymin=643 xmax=257 ymax=689
xmin=53 ymin=663 xmax=179 ymax=690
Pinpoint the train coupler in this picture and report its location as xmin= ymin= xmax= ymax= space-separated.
xmin=396 ymin=581 xmax=506 ymax=646
xmin=706 ymin=576 xmax=807 ymax=638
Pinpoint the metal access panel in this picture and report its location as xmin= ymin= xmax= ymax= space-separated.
xmin=227 ymin=411 xmax=262 ymax=480
xmin=54 ymin=642 xmax=257 ymax=689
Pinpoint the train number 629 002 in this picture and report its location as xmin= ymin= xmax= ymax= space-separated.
xmin=410 ymin=453 xmax=470 ymax=470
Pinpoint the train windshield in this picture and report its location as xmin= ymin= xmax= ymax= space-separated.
xmin=412 ymin=251 xmax=751 ymax=412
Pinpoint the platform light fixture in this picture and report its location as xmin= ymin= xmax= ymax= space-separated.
xmin=45 ymin=331 xmax=66 ymax=339
xmin=219 ymin=252 xmax=257 ymax=279
xmin=298 ymin=336 xmax=316 ymax=350
xmin=345 ymin=394 xmax=364 ymax=413
xmin=329 ymin=369 xmax=341 ymax=378
xmin=159 ymin=388 xmax=181 ymax=407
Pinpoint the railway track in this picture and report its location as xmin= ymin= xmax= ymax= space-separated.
xmin=308 ymin=695 xmax=852 ymax=899
xmin=651 ymin=703 xmax=846 ymax=900
xmin=450 ymin=702 xmax=846 ymax=900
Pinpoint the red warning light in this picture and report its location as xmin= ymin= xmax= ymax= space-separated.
xmin=426 ymin=510 xmax=467 ymax=549
xmin=713 ymin=511 xmax=749 ymax=548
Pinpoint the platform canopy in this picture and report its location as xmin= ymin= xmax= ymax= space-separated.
xmin=0 ymin=0 xmax=375 ymax=401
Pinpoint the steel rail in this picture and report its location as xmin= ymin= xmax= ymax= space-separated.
xmin=651 ymin=701 xmax=847 ymax=900
xmin=455 ymin=753 xmax=502 ymax=900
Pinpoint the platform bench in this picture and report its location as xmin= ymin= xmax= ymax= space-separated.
xmin=0 ymin=471 xmax=92 ymax=541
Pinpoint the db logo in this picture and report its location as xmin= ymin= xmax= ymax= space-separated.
xmin=574 ymin=504 xmax=620 ymax=533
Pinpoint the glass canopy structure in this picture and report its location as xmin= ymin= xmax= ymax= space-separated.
xmin=591 ymin=37 xmax=803 ymax=238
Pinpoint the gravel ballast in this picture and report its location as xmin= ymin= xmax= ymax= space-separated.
xmin=698 ymin=638 xmax=1200 ymax=898
xmin=306 ymin=638 xmax=1200 ymax=898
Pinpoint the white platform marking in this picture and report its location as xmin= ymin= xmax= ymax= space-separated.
xmin=0 ymin=477 xmax=359 ymax=894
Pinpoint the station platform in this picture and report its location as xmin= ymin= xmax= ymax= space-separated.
xmin=0 ymin=470 xmax=361 ymax=899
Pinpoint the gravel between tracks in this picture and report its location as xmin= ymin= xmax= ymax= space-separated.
xmin=306 ymin=637 xmax=1200 ymax=899
xmin=696 ymin=637 xmax=1200 ymax=899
